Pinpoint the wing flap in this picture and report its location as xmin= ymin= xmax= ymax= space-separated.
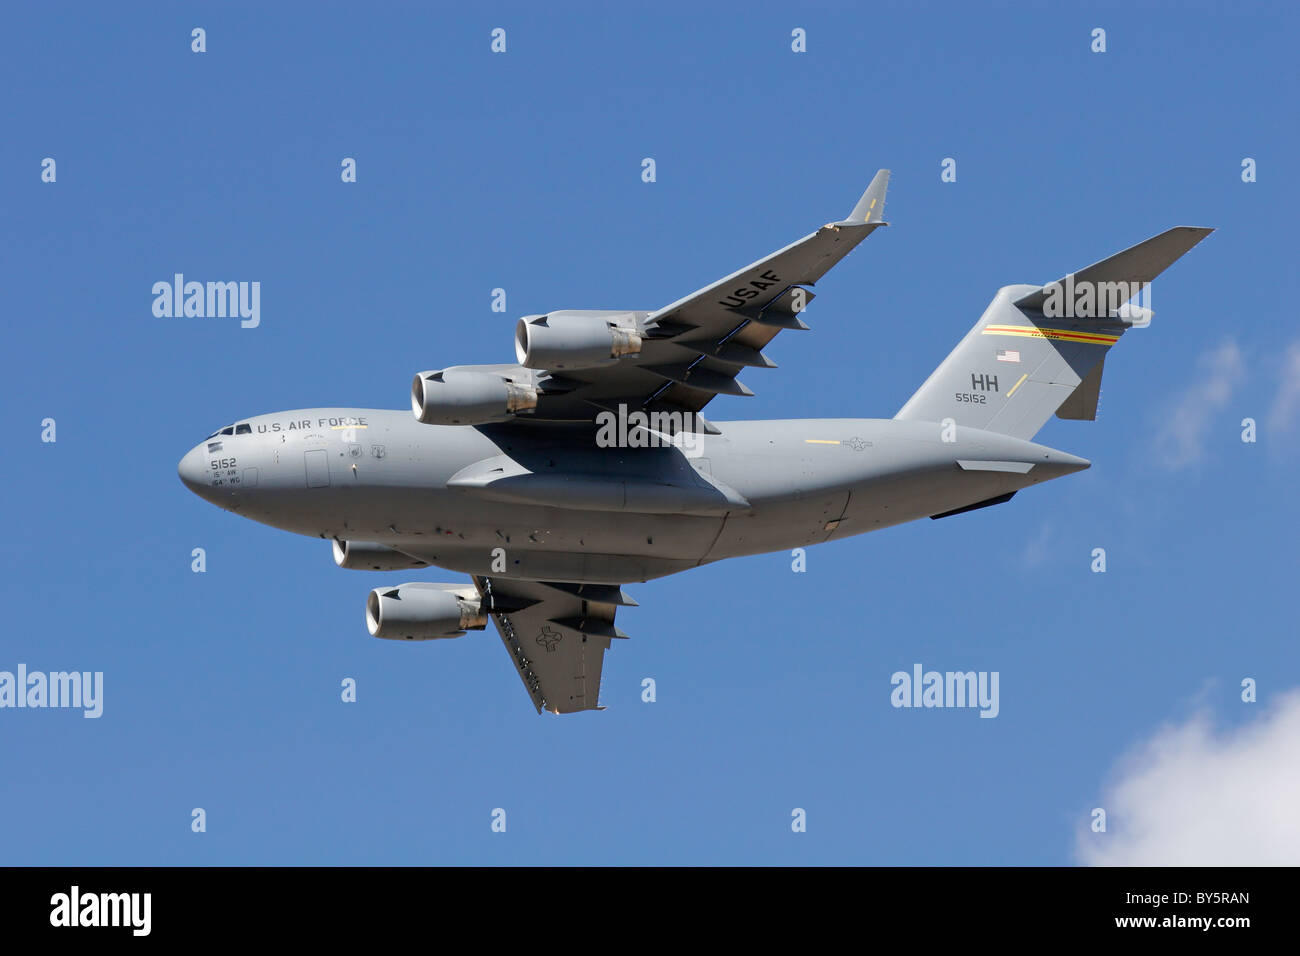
xmin=475 ymin=576 xmax=632 ymax=714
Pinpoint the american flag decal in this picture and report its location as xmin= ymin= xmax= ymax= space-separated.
xmin=207 ymin=441 xmax=223 ymax=453
xmin=996 ymin=349 xmax=1020 ymax=363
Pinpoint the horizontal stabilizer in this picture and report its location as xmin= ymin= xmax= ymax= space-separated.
xmin=1015 ymin=227 xmax=1213 ymax=312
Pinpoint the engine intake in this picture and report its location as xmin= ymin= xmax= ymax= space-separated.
xmin=333 ymin=539 xmax=429 ymax=571
xmin=365 ymin=583 xmax=487 ymax=640
xmin=515 ymin=311 xmax=642 ymax=370
xmin=411 ymin=369 xmax=537 ymax=425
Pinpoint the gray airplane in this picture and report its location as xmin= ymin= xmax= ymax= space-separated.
xmin=179 ymin=170 xmax=1212 ymax=714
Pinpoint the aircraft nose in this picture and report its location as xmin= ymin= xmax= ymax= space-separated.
xmin=178 ymin=445 xmax=206 ymax=492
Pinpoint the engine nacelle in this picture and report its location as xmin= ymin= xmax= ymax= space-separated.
xmin=515 ymin=311 xmax=642 ymax=370
xmin=333 ymin=539 xmax=429 ymax=571
xmin=365 ymin=583 xmax=487 ymax=640
xmin=411 ymin=369 xmax=538 ymax=425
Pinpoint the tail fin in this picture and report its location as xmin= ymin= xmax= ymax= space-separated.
xmin=894 ymin=226 xmax=1213 ymax=439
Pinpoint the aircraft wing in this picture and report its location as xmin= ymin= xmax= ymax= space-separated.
xmin=517 ymin=170 xmax=890 ymax=426
xmin=473 ymin=576 xmax=635 ymax=714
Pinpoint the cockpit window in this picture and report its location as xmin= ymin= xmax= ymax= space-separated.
xmin=204 ymin=422 xmax=247 ymax=440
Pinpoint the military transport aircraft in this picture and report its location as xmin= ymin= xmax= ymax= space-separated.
xmin=179 ymin=169 xmax=1212 ymax=714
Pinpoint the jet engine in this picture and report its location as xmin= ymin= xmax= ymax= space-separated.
xmin=515 ymin=311 xmax=642 ymax=370
xmin=333 ymin=539 xmax=429 ymax=571
xmin=411 ymin=369 xmax=538 ymax=425
xmin=365 ymin=583 xmax=487 ymax=640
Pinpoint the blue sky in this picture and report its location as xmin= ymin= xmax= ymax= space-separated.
xmin=3 ymin=1 xmax=1297 ymax=865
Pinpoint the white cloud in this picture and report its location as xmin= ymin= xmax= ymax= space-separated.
xmin=1021 ymin=520 xmax=1054 ymax=568
xmin=1267 ymin=339 xmax=1300 ymax=434
xmin=1151 ymin=340 xmax=1244 ymax=470
xmin=1076 ymin=690 xmax=1300 ymax=865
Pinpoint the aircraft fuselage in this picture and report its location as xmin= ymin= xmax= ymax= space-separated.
xmin=179 ymin=408 xmax=1088 ymax=584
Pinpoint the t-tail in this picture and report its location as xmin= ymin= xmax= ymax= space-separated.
xmin=895 ymin=226 xmax=1214 ymax=440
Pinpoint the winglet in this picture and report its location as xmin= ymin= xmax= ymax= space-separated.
xmin=844 ymin=169 xmax=890 ymax=224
